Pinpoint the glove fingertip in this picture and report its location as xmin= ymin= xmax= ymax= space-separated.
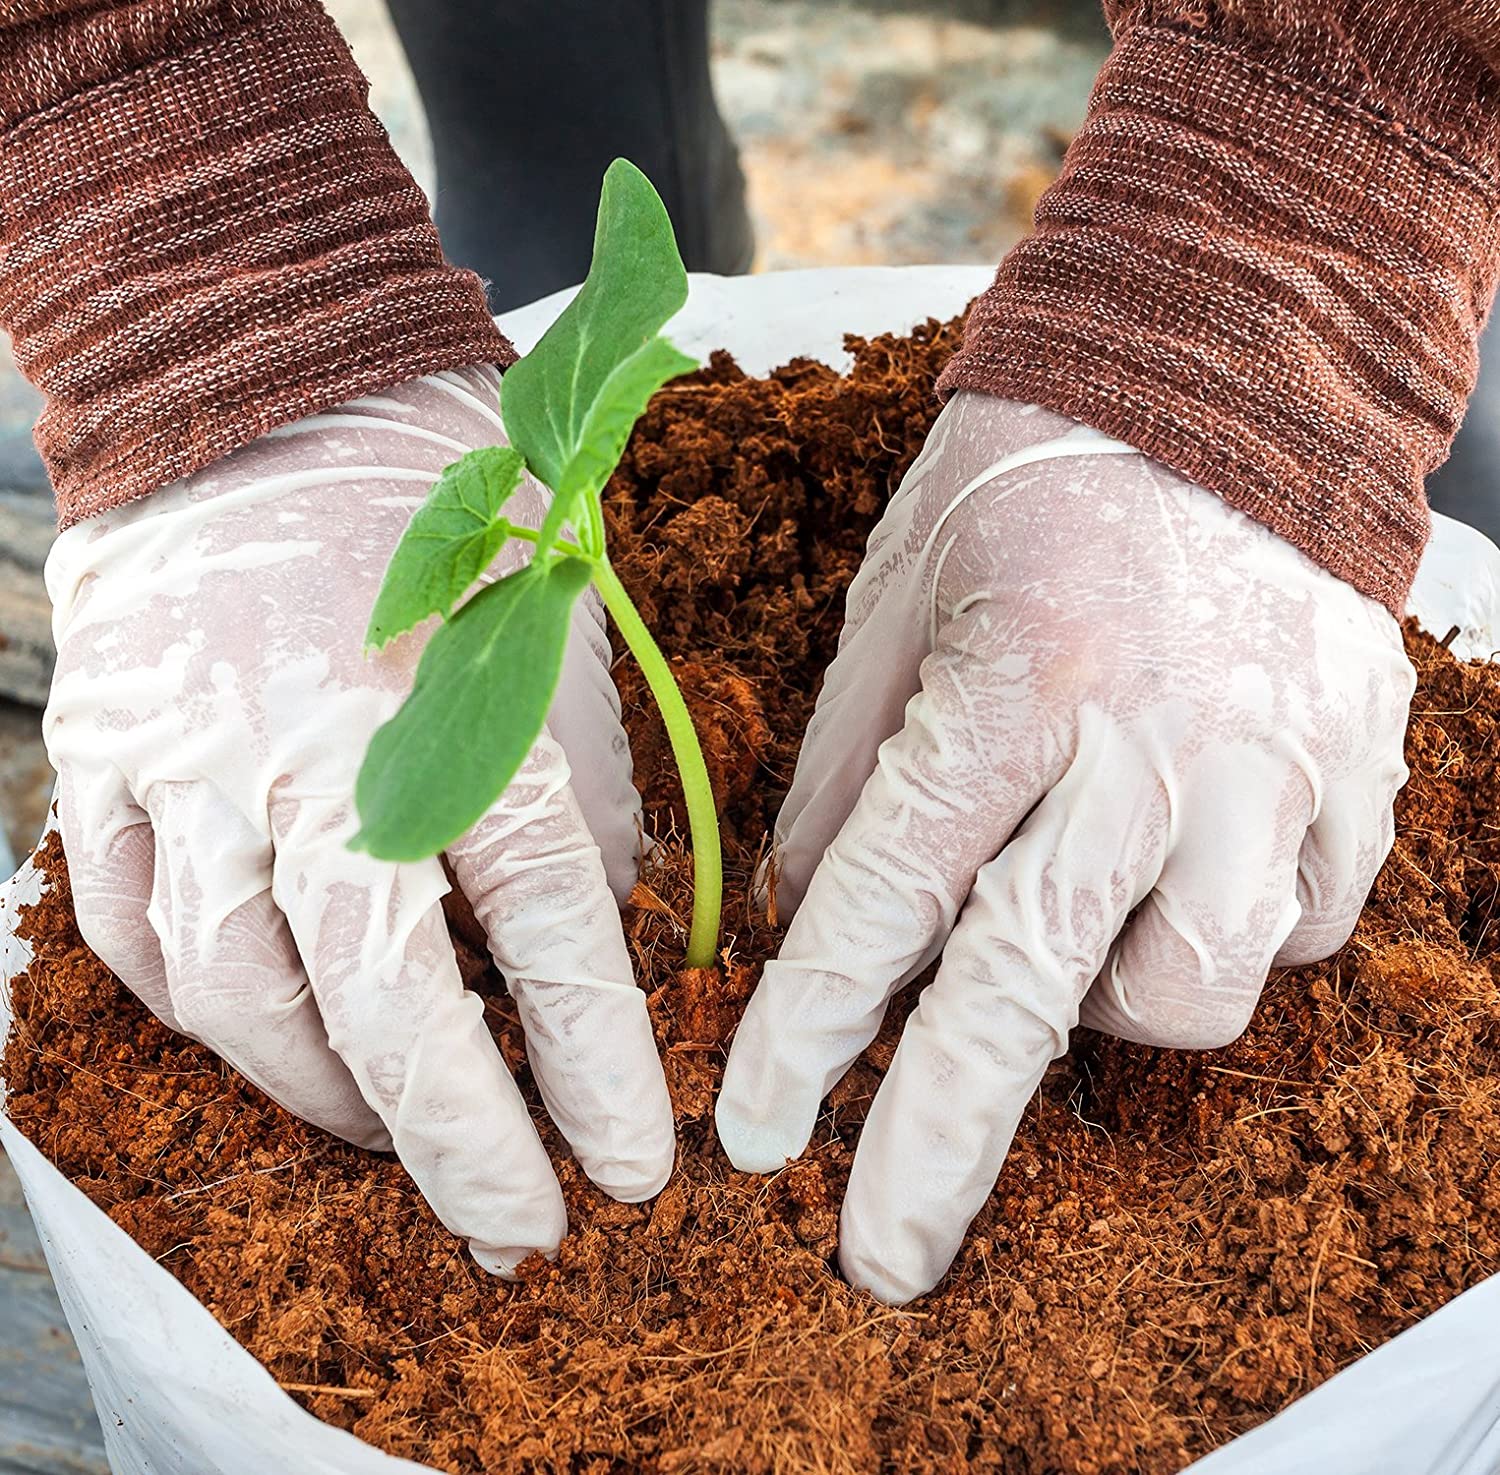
xmin=466 ymin=1178 xmax=569 ymax=1279
xmin=594 ymin=1147 xmax=674 ymax=1205
xmin=713 ymin=1096 xmax=807 ymax=1175
xmin=837 ymin=1226 xmax=932 ymax=1307
xmin=573 ymin=1066 xmax=676 ymax=1203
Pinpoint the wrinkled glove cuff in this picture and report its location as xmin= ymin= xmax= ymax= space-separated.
xmin=0 ymin=0 xmax=514 ymax=527
xmin=938 ymin=20 xmax=1500 ymax=616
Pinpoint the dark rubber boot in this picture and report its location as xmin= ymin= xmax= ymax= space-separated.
xmin=386 ymin=0 xmax=755 ymax=312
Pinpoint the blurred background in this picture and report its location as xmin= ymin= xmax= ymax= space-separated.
xmin=1 ymin=5 xmax=1107 ymax=1470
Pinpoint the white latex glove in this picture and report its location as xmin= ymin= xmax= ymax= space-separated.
xmin=716 ymin=392 xmax=1413 ymax=1303
xmin=43 ymin=366 xmax=674 ymax=1274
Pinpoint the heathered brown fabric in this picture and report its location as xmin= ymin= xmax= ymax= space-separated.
xmin=1 ymin=2 xmax=1497 ymax=606
xmin=939 ymin=2 xmax=1500 ymax=615
xmin=0 ymin=0 xmax=513 ymax=526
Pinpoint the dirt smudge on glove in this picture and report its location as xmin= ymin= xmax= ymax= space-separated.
xmin=6 ymin=318 xmax=1500 ymax=1475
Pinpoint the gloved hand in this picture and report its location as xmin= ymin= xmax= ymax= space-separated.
xmin=44 ymin=366 xmax=674 ymax=1274
xmin=716 ymin=391 xmax=1413 ymax=1304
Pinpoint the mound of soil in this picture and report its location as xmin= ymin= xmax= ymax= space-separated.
xmin=5 ymin=321 xmax=1500 ymax=1475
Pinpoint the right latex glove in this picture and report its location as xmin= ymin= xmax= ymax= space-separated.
xmin=717 ymin=391 xmax=1414 ymax=1304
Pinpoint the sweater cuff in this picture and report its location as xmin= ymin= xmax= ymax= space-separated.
xmin=0 ymin=2 xmax=514 ymax=527
xmin=937 ymin=23 xmax=1500 ymax=616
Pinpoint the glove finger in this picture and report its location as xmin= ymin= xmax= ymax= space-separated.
xmin=1275 ymin=618 xmax=1412 ymax=967
xmin=770 ymin=571 xmax=927 ymax=920
xmin=447 ymin=731 xmax=674 ymax=1204
xmin=838 ymin=728 xmax=1169 ymax=1303
xmin=55 ymin=762 xmax=179 ymax=1033
xmin=143 ymin=781 xmax=389 ymax=1149
xmin=717 ymin=627 xmax=1066 ymax=1175
xmin=547 ymin=588 xmax=644 ymax=906
xmin=270 ymin=792 xmax=567 ymax=1275
xmin=1080 ymin=750 xmax=1312 ymax=1049
xmin=767 ymin=426 xmax=955 ymax=919
xmin=1274 ymin=766 xmax=1403 ymax=967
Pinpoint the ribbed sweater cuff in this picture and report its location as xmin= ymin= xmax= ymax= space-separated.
xmin=0 ymin=1 xmax=514 ymax=527
xmin=938 ymin=23 xmax=1500 ymax=615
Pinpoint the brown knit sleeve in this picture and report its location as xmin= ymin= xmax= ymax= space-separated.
xmin=0 ymin=0 xmax=514 ymax=526
xmin=937 ymin=1 xmax=1500 ymax=615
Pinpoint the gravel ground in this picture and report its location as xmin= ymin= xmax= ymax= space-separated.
xmin=0 ymin=1152 xmax=107 ymax=1475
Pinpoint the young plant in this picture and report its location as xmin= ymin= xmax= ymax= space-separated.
xmin=351 ymin=159 xmax=722 ymax=969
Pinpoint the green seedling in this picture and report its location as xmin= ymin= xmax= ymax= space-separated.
xmin=351 ymin=158 xmax=722 ymax=969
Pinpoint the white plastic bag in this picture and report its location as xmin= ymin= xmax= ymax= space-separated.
xmin=3 ymin=266 xmax=1499 ymax=1474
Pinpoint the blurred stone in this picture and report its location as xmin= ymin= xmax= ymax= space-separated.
xmin=712 ymin=1 xmax=1103 ymax=269
xmin=0 ymin=434 xmax=47 ymax=500
xmin=0 ymin=494 xmax=51 ymax=709
xmin=0 ymin=702 xmax=50 ymax=868
xmin=0 ymin=1149 xmax=109 ymax=1474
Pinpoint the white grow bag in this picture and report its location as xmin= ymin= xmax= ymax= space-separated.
xmin=3 ymin=266 xmax=1500 ymax=1474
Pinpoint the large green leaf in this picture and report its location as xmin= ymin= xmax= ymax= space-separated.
xmin=365 ymin=447 xmax=526 ymax=650
xmin=501 ymin=159 xmax=690 ymax=498
xmin=352 ymin=557 xmax=593 ymax=861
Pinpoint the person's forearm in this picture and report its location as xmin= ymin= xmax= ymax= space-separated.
xmin=0 ymin=0 xmax=513 ymax=525
xmin=940 ymin=0 xmax=1500 ymax=615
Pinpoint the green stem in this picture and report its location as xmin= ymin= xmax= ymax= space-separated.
xmin=495 ymin=520 xmax=539 ymax=544
xmin=584 ymin=498 xmax=607 ymax=561
xmin=591 ymin=559 xmax=722 ymax=968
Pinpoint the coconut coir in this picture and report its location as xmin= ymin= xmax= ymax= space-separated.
xmin=5 ymin=321 xmax=1500 ymax=1475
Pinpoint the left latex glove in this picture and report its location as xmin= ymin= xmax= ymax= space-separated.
xmin=44 ymin=366 xmax=674 ymax=1275
xmin=716 ymin=391 xmax=1413 ymax=1303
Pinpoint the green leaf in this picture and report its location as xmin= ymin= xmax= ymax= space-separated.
xmin=532 ymin=334 xmax=697 ymax=558
xmin=501 ymin=159 xmax=691 ymax=497
xmin=351 ymin=557 xmax=593 ymax=861
xmin=365 ymin=447 xmax=526 ymax=650
xmin=560 ymin=335 xmax=697 ymax=504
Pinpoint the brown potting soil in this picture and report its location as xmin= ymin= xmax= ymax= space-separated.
xmin=6 ymin=320 xmax=1500 ymax=1475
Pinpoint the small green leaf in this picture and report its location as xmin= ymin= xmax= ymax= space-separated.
xmin=560 ymin=336 xmax=696 ymax=504
xmin=501 ymin=159 xmax=691 ymax=494
xmin=532 ymin=335 xmax=696 ymax=558
xmin=352 ymin=557 xmax=593 ymax=861
xmin=365 ymin=447 xmax=526 ymax=650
